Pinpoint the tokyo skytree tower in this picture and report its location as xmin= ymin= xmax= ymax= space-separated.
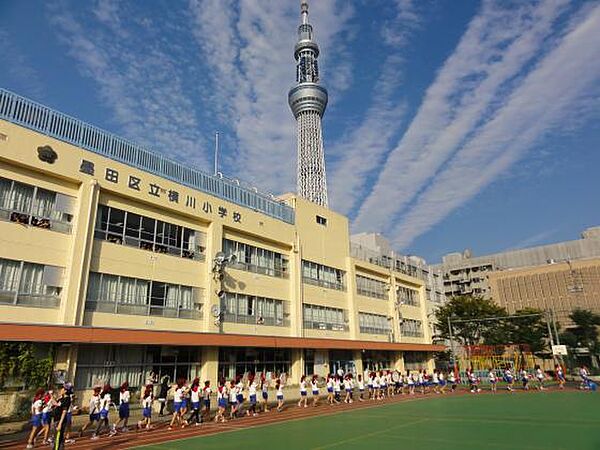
xmin=288 ymin=0 xmax=329 ymax=207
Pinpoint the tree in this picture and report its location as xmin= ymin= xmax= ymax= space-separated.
xmin=485 ymin=308 xmax=548 ymax=354
xmin=560 ymin=309 xmax=600 ymax=356
xmin=434 ymin=295 xmax=508 ymax=347
xmin=0 ymin=342 xmax=54 ymax=389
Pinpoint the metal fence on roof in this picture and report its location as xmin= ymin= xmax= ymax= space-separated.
xmin=0 ymin=88 xmax=295 ymax=224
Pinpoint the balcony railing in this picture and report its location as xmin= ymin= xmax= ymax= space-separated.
xmin=359 ymin=326 xmax=391 ymax=335
xmin=0 ymin=207 xmax=72 ymax=234
xmin=357 ymin=287 xmax=387 ymax=300
xmin=86 ymin=300 xmax=203 ymax=320
xmin=0 ymin=288 xmax=61 ymax=308
xmin=302 ymin=277 xmax=345 ymax=291
xmin=303 ymin=321 xmax=349 ymax=332
xmin=94 ymin=229 xmax=206 ymax=261
xmin=401 ymin=330 xmax=424 ymax=338
xmin=230 ymin=261 xmax=289 ymax=278
xmin=0 ymin=88 xmax=295 ymax=224
xmin=221 ymin=313 xmax=289 ymax=327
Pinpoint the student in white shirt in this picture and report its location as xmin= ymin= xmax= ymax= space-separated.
xmin=113 ymin=381 xmax=130 ymax=433
xmin=91 ymin=384 xmax=113 ymax=439
xmin=311 ymin=375 xmax=320 ymax=407
xmin=326 ymin=375 xmax=334 ymax=405
xmin=247 ymin=376 xmax=258 ymax=416
xmin=297 ymin=375 xmax=308 ymax=408
xmin=488 ymin=369 xmax=497 ymax=393
xmin=535 ymin=366 xmax=545 ymax=391
xmin=357 ymin=374 xmax=365 ymax=401
xmin=137 ymin=384 xmax=153 ymax=430
xmin=276 ymin=380 xmax=285 ymax=412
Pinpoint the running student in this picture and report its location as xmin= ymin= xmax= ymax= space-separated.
xmin=311 ymin=375 xmax=320 ymax=407
xmin=556 ymin=364 xmax=565 ymax=390
xmin=26 ymin=388 xmax=45 ymax=449
xmin=229 ymin=380 xmax=239 ymax=419
xmin=214 ymin=381 xmax=227 ymax=423
xmin=343 ymin=375 xmax=353 ymax=404
xmin=326 ymin=375 xmax=334 ymax=405
xmin=521 ymin=368 xmax=530 ymax=390
xmin=113 ymin=381 xmax=130 ymax=433
xmin=276 ymin=379 xmax=284 ymax=412
xmin=447 ymin=371 xmax=457 ymax=392
xmin=260 ymin=376 xmax=270 ymax=412
xmin=488 ymin=368 xmax=497 ymax=393
xmin=91 ymin=383 xmax=113 ymax=439
xmin=168 ymin=379 xmax=188 ymax=430
xmin=504 ymin=367 xmax=514 ymax=391
xmin=80 ymin=386 xmax=101 ymax=437
xmin=40 ymin=390 xmax=55 ymax=445
xmin=202 ymin=380 xmax=212 ymax=421
xmin=357 ymin=374 xmax=365 ymax=401
xmin=188 ymin=378 xmax=202 ymax=426
xmin=535 ymin=366 xmax=545 ymax=390
xmin=333 ymin=375 xmax=342 ymax=403
xmin=247 ymin=375 xmax=258 ymax=416
xmin=432 ymin=370 xmax=440 ymax=394
xmin=298 ymin=375 xmax=308 ymax=408
xmin=137 ymin=384 xmax=153 ymax=430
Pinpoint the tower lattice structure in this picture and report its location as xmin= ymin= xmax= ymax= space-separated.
xmin=288 ymin=0 xmax=329 ymax=207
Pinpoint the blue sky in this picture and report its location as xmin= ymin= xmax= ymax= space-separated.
xmin=1 ymin=0 xmax=599 ymax=263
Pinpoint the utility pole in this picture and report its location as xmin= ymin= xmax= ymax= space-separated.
xmin=214 ymin=131 xmax=219 ymax=176
xmin=447 ymin=315 xmax=457 ymax=376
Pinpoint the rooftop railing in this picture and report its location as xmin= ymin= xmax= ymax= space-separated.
xmin=0 ymin=88 xmax=295 ymax=224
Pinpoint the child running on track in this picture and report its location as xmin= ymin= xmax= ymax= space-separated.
xmin=91 ymin=384 xmax=113 ymax=439
xmin=556 ymin=364 xmax=566 ymax=390
xmin=137 ymin=384 xmax=153 ymax=430
xmin=214 ymin=381 xmax=227 ymax=423
xmin=113 ymin=381 xmax=130 ymax=433
xmin=202 ymin=380 xmax=212 ymax=421
xmin=311 ymin=375 xmax=320 ymax=407
xmin=326 ymin=375 xmax=334 ymax=405
xmin=276 ymin=379 xmax=284 ymax=412
xmin=357 ymin=374 xmax=365 ymax=401
xmin=260 ymin=375 xmax=270 ymax=412
xmin=488 ymin=368 xmax=497 ymax=393
xmin=168 ymin=379 xmax=188 ymax=430
xmin=504 ymin=367 xmax=514 ymax=391
xmin=535 ymin=366 xmax=545 ymax=391
xmin=26 ymin=388 xmax=45 ymax=449
xmin=298 ymin=375 xmax=308 ymax=408
xmin=188 ymin=378 xmax=202 ymax=426
xmin=343 ymin=375 xmax=353 ymax=404
xmin=247 ymin=375 xmax=258 ymax=416
xmin=521 ymin=368 xmax=530 ymax=391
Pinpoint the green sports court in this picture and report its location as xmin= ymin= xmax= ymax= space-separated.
xmin=136 ymin=392 xmax=599 ymax=450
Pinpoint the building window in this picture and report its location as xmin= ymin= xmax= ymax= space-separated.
xmin=86 ymin=272 xmax=203 ymax=319
xmin=397 ymin=286 xmax=419 ymax=306
xmin=301 ymin=260 xmax=345 ymax=291
xmin=74 ymin=345 xmax=200 ymax=389
xmin=0 ymin=257 xmax=63 ymax=308
xmin=359 ymin=312 xmax=391 ymax=335
xmin=356 ymin=275 xmax=388 ymax=299
xmin=218 ymin=347 xmax=291 ymax=380
xmin=400 ymin=319 xmax=423 ymax=337
xmin=404 ymin=351 xmax=428 ymax=371
xmin=316 ymin=215 xmax=327 ymax=226
xmin=0 ymin=176 xmax=74 ymax=233
xmin=222 ymin=239 xmax=289 ymax=278
xmin=220 ymin=292 xmax=288 ymax=327
xmin=303 ymin=303 xmax=348 ymax=331
xmin=94 ymin=204 xmax=206 ymax=260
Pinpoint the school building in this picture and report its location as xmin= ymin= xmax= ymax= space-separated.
xmin=0 ymin=88 xmax=443 ymax=397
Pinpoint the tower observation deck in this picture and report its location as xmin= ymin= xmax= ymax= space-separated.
xmin=288 ymin=0 xmax=329 ymax=207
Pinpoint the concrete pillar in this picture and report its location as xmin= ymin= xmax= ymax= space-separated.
xmin=290 ymin=348 xmax=303 ymax=384
xmin=200 ymin=346 xmax=219 ymax=383
xmin=62 ymin=179 xmax=99 ymax=325
xmin=353 ymin=350 xmax=364 ymax=376
xmin=290 ymin=233 xmax=303 ymax=337
xmin=346 ymin=259 xmax=359 ymax=339
xmin=394 ymin=351 xmax=405 ymax=372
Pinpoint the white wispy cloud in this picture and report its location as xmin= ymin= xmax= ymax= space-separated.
xmin=390 ymin=2 xmax=600 ymax=248
xmin=352 ymin=0 xmax=571 ymax=235
xmin=328 ymin=0 xmax=424 ymax=215
xmin=189 ymin=0 xmax=354 ymax=194
xmin=46 ymin=0 xmax=209 ymax=168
